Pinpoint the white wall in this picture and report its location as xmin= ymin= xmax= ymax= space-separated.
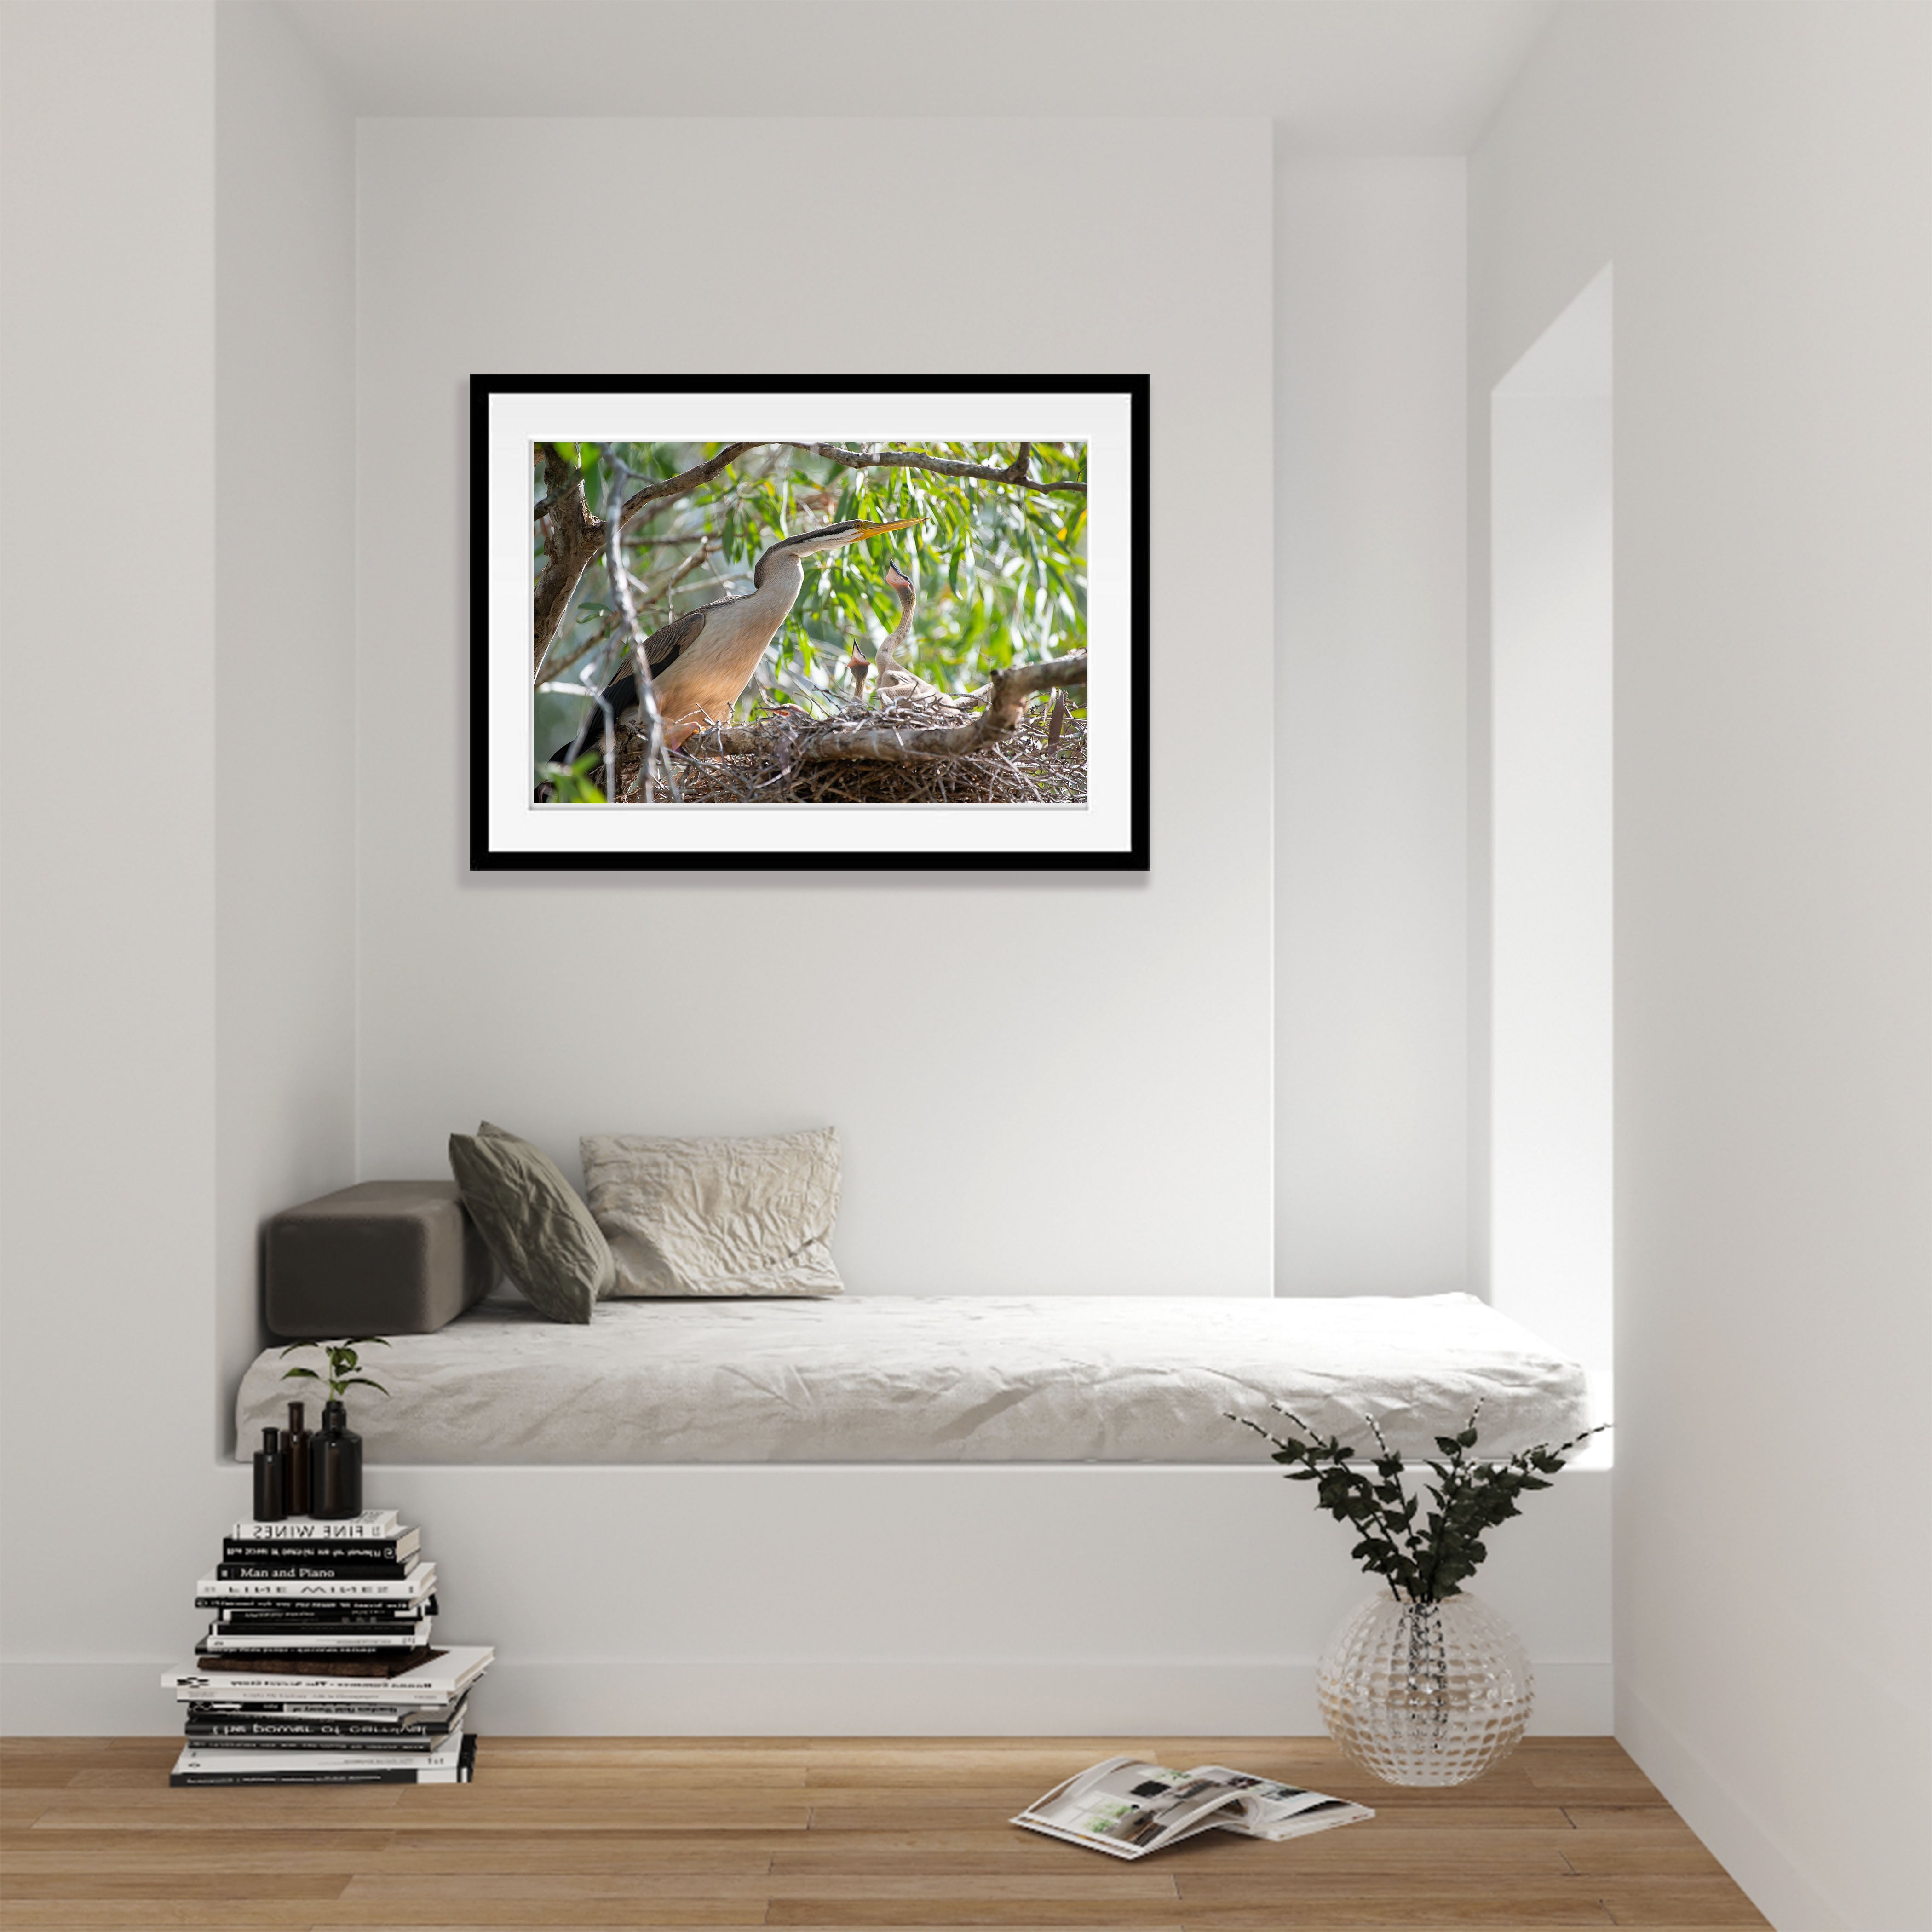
xmin=214 ymin=0 xmax=360 ymax=1434
xmin=1472 ymin=6 xmax=1932 ymax=1927
xmin=367 ymin=1460 xmax=1607 ymax=1738
xmin=0 ymin=9 xmax=1608 ymax=1740
xmin=353 ymin=116 xmax=1277 ymax=1298
xmin=0 ymin=0 xmax=226 ymax=1713
xmin=0 ymin=0 xmax=368 ymax=1728
xmin=1275 ymin=157 xmax=1472 ymax=1297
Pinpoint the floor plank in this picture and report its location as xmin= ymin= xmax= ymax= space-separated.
xmin=0 ymin=1736 xmax=1768 ymax=1931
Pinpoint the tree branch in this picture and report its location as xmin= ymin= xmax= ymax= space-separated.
xmin=530 ymin=442 xmax=760 ymax=671
xmin=785 ymin=443 xmax=1086 ymax=496
xmin=531 ymin=443 xmax=604 ymax=672
xmin=615 ymin=443 xmax=758 ymax=531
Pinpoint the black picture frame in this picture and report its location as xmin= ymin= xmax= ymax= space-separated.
xmin=470 ymin=374 xmax=1149 ymax=872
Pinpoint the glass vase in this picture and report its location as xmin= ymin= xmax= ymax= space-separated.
xmin=1317 ymin=1590 xmax=1533 ymax=1786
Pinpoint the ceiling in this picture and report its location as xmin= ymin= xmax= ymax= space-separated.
xmin=281 ymin=0 xmax=1560 ymax=154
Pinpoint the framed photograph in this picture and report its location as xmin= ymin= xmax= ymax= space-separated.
xmin=470 ymin=374 xmax=1147 ymax=871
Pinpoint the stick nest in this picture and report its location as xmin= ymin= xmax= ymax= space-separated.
xmin=621 ymin=692 xmax=1089 ymax=806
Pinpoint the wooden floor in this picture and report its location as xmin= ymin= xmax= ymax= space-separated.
xmin=0 ymin=1735 xmax=1768 ymax=1929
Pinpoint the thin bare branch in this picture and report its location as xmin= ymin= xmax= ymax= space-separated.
xmin=615 ymin=443 xmax=758 ymax=530
xmin=783 ymin=443 xmax=1087 ymax=496
xmin=600 ymin=461 xmax=678 ymax=805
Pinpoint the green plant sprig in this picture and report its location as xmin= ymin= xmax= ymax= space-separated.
xmin=1228 ymin=1400 xmax=1608 ymax=1604
xmin=280 ymin=1336 xmax=391 ymax=1405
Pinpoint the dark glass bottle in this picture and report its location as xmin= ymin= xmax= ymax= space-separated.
xmin=251 ymin=1426 xmax=285 ymax=1519
xmin=309 ymin=1399 xmax=363 ymax=1518
xmin=284 ymin=1401 xmax=311 ymax=1518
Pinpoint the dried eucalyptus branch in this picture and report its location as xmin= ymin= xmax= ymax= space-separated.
xmin=1228 ymin=1402 xmax=1609 ymax=1603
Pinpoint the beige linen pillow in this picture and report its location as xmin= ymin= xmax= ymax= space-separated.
xmin=447 ymin=1121 xmax=615 ymax=1324
xmin=580 ymin=1127 xmax=845 ymax=1299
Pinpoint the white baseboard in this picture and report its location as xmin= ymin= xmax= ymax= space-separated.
xmin=464 ymin=1657 xmax=1613 ymax=1738
xmin=1617 ymin=1682 xmax=1844 ymax=1932
xmin=1 ymin=1662 xmax=183 ymax=1737
xmin=4 ymin=1655 xmax=1610 ymax=1739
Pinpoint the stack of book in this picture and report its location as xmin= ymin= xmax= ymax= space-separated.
xmin=161 ymin=1508 xmax=493 ymax=1786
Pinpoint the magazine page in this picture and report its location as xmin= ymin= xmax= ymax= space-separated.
xmin=1011 ymin=1757 xmax=1264 ymax=1860
xmin=1186 ymin=1766 xmax=1376 ymax=1841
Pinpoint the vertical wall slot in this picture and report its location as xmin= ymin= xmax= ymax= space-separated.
xmin=1489 ymin=266 xmax=1614 ymax=1414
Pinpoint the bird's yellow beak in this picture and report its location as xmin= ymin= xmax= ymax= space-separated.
xmin=853 ymin=517 xmax=924 ymax=537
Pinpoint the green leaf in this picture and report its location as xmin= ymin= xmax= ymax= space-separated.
xmin=280 ymin=1366 xmax=319 ymax=1381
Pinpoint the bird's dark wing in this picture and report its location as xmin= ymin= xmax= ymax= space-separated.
xmin=544 ymin=604 xmax=713 ymax=770
xmin=643 ymin=603 xmax=707 ymax=679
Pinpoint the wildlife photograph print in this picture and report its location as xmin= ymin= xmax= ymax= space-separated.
xmin=471 ymin=377 xmax=1148 ymax=872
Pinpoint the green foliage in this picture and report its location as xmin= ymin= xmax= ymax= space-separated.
xmin=534 ymin=749 xmax=607 ymax=803
xmin=1229 ymin=1402 xmax=1607 ymax=1604
xmin=534 ymin=441 xmax=1087 ymax=764
xmin=280 ymin=1336 xmax=391 ymax=1405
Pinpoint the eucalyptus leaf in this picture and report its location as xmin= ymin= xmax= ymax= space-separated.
xmin=1227 ymin=1401 xmax=1609 ymax=1604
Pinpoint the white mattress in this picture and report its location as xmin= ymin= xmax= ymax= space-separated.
xmin=237 ymin=1293 xmax=1589 ymax=1465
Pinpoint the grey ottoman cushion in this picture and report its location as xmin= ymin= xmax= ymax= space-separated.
xmin=265 ymin=1181 xmax=493 ymax=1338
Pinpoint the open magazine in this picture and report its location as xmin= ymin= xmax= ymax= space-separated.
xmin=1013 ymin=1756 xmax=1374 ymax=1860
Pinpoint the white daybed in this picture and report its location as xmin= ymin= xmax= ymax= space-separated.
xmin=236 ymin=1292 xmax=1589 ymax=1465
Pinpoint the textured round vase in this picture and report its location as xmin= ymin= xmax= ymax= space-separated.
xmin=1317 ymin=1590 xmax=1534 ymax=1786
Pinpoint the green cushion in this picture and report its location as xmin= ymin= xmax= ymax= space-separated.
xmin=447 ymin=1121 xmax=615 ymax=1324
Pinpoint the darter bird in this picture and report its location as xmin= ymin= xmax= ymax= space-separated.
xmin=548 ymin=515 xmax=922 ymax=780
xmin=870 ymin=559 xmax=951 ymax=706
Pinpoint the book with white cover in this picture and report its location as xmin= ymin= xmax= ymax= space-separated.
xmin=179 ymin=1731 xmax=465 ymax=1776
xmin=187 ymin=1695 xmax=469 ymax=1745
xmin=196 ymin=1566 xmax=435 ymax=1601
xmin=164 ymin=1644 xmax=494 ymax=1706
xmin=170 ymin=1731 xmax=474 ymax=1785
xmin=186 ymin=1699 xmax=454 ymax=1725
xmin=226 ymin=1511 xmax=401 ymax=1542
xmin=1013 ymin=1757 xmax=1374 ymax=1860
xmin=197 ymin=1622 xmax=433 ymax=1653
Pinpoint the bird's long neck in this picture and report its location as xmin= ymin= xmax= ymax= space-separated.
xmin=879 ymin=586 xmax=914 ymax=669
xmin=743 ymin=546 xmax=806 ymax=627
xmin=886 ymin=587 xmax=914 ymax=648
